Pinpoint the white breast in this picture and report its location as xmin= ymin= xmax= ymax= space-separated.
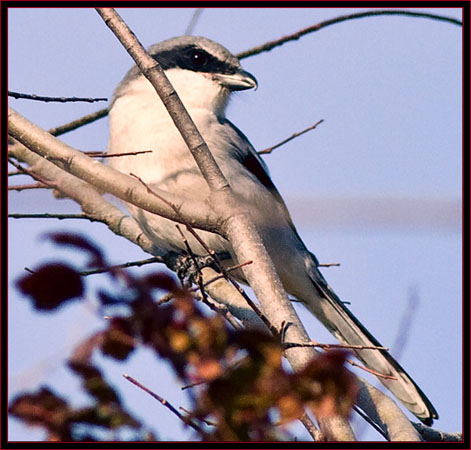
xmin=107 ymin=69 xmax=234 ymax=254
xmin=108 ymin=69 xmax=231 ymax=187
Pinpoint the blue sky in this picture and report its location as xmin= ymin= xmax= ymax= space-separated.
xmin=8 ymin=7 xmax=462 ymax=441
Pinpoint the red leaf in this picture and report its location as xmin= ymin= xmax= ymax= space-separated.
xmin=17 ymin=263 xmax=83 ymax=310
xmin=142 ymin=272 xmax=179 ymax=292
xmin=45 ymin=232 xmax=105 ymax=268
xmin=101 ymin=318 xmax=136 ymax=361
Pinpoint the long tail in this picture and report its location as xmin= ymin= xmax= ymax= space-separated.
xmin=302 ymin=260 xmax=437 ymax=425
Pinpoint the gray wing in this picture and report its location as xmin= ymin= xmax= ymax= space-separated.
xmin=218 ymin=118 xmax=313 ymax=256
xmin=218 ymin=119 xmax=437 ymax=424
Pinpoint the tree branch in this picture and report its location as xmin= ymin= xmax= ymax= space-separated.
xmin=8 ymin=108 xmax=218 ymax=233
xmin=8 ymin=91 xmax=107 ymax=103
xmin=8 ymin=213 xmax=97 ymax=221
xmin=123 ymin=374 xmax=206 ymax=435
xmin=236 ymin=9 xmax=461 ymax=59
xmin=184 ymin=8 xmax=204 ymax=36
xmin=9 ymin=139 xmax=263 ymax=330
xmin=258 ymin=120 xmax=324 ymax=155
xmin=35 ymin=9 xmax=461 ymax=141
xmin=8 ymin=139 xmax=157 ymax=257
xmin=48 ymin=108 xmax=109 ymax=137
xmin=96 ymin=7 xmax=357 ymax=440
xmin=8 ymin=8 xmax=445 ymax=440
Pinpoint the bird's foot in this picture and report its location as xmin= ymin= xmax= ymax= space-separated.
xmin=174 ymin=252 xmax=229 ymax=287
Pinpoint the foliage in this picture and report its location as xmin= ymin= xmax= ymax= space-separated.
xmin=10 ymin=233 xmax=358 ymax=441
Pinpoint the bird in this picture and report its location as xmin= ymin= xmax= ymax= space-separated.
xmin=107 ymin=35 xmax=437 ymax=424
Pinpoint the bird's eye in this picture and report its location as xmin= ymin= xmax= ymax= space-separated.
xmin=190 ymin=50 xmax=208 ymax=67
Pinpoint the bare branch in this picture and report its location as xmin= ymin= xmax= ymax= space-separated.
xmin=84 ymin=150 xmax=152 ymax=158
xmin=8 ymin=213 xmax=96 ymax=221
xmin=200 ymin=260 xmax=253 ymax=288
xmin=282 ymin=340 xmax=397 ymax=380
xmin=80 ymin=257 xmax=163 ymax=276
xmin=96 ymin=8 xmax=228 ymax=193
xmin=258 ymin=120 xmax=324 ymax=155
xmin=48 ymin=108 xmax=108 ymax=137
xmin=283 ymin=341 xmax=389 ymax=352
xmin=123 ymin=374 xmax=206 ymax=435
xmin=237 ymin=10 xmax=462 ymax=59
xmin=8 ymin=91 xmax=107 ymax=103
xmin=180 ymin=406 xmax=216 ymax=427
xmin=36 ymin=9 xmax=461 ymax=143
xmin=197 ymin=297 xmax=242 ymax=330
xmin=131 ymin=173 xmax=276 ymax=335
xmin=8 ymin=109 xmax=218 ymax=232
xmin=8 ymin=156 xmax=58 ymax=190
xmin=95 ymin=8 xmax=356 ymax=439
xmin=346 ymin=359 xmax=397 ymax=381
xmin=184 ymin=8 xmax=204 ymax=35
xmin=8 ymin=140 xmax=158 ymax=257
xmin=391 ymin=286 xmax=420 ymax=360
xmin=8 ymin=182 xmax=50 ymax=191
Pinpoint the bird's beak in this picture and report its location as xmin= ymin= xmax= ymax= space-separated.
xmin=214 ymin=70 xmax=258 ymax=91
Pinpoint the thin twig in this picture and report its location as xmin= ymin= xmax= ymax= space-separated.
xmin=181 ymin=360 xmax=245 ymax=391
xmin=258 ymin=120 xmax=324 ymax=155
xmin=347 ymin=359 xmax=397 ymax=381
xmin=123 ymin=374 xmax=205 ymax=435
xmin=198 ymin=296 xmax=242 ymax=330
xmin=280 ymin=325 xmax=395 ymax=380
xmin=155 ymin=260 xmax=253 ymax=306
xmin=80 ymin=257 xmax=163 ymax=276
xmin=180 ymin=406 xmax=216 ymax=427
xmin=8 ymin=91 xmax=107 ymax=103
xmin=8 ymin=182 xmax=50 ymax=191
xmin=391 ymin=286 xmax=420 ymax=361
xmin=318 ymin=262 xmax=340 ymax=268
xmin=184 ymin=8 xmax=204 ymax=35
xmin=9 ymin=124 xmax=161 ymax=267
xmin=201 ymin=260 xmax=253 ymax=289
xmin=48 ymin=108 xmax=109 ymax=137
xmin=181 ymin=379 xmax=207 ymax=391
xmin=7 ymin=157 xmax=57 ymax=190
xmin=84 ymin=150 xmax=152 ymax=158
xmin=30 ymin=9 xmax=460 ymax=144
xmin=283 ymin=341 xmax=389 ymax=352
xmin=8 ymin=213 xmax=98 ymax=221
xmin=237 ymin=10 xmax=462 ymax=59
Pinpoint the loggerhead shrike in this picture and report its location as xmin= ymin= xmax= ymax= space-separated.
xmin=107 ymin=36 xmax=437 ymax=424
